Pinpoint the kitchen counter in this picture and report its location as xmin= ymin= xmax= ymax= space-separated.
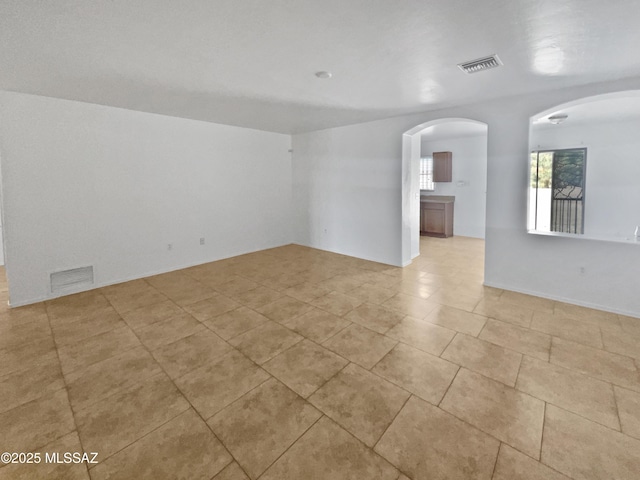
xmin=420 ymin=195 xmax=455 ymax=204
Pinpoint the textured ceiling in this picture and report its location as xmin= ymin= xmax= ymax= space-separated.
xmin=2 ymin=0 xmax=640 ymax=133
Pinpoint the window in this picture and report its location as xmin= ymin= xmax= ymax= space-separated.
xmin=530 ymin=148 xmax=587 ymax=234
xmin=420 ymin=156 xmax=434 ymax=191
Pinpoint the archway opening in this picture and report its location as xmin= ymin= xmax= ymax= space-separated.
xmin=401 ymin=118 xmax=488 ymax=266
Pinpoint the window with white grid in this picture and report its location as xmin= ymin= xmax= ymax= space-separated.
xmin=420 ymin=156 xmax=434 ymax=191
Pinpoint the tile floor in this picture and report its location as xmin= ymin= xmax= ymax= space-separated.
xmin=1 ymin=236 xmax=640 ymax=479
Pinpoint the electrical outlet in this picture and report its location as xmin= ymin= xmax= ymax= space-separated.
xmin=200 ymin=237 xmax=205 ymax=245
xmin=167 ymin=243 xmax=173 ymax=251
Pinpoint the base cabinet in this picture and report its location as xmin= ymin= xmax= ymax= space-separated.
xmin=420 ymin=200 xmax=454 ymax=237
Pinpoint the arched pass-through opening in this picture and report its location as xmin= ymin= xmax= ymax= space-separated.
xmin=401 ymin=118 xmax=488 ymax=266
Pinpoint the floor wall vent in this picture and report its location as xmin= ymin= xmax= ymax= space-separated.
xmin=50 ymin=266 xmax=94 ymax=293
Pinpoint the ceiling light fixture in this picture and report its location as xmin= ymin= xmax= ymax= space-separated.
xmin=315 ymin=71 xmax=332 ymax=79
xmin=548 ymin=113 xmax=568 ymax=124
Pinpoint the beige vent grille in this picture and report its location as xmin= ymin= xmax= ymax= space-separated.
xmin=458 ymin=55 xmax=503 ymax=74
xmin=50 ymin=266 xmax=94 ymax=293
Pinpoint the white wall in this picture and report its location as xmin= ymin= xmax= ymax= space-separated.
xmin=292 ymin=77 xmax=640 ymax=317
xmin=0 ymin=92 xmax=292 ymax=306
xmin=530 ymin=119 xmax=640 ymax=239
xmin=420 ymin=134 xmax=487 ymax=238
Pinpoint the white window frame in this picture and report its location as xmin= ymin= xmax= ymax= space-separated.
xmin=420 ymin=156 xmax=435 ymax=191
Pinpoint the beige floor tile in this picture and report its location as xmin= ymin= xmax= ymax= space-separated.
xmin=427 ymin=289 xmax=480 ymax=312
xmin=214 ymin=275 xmax=260 ymax=297
xmin=441 ymin=333 xmax=522 ymax=386
xmin=392 ymin=279 xmax=440 ymax=300
xmin=0 ymin=431 xmax=89 ymax=480
xmin=0 ymin=388 xmax=75 ymax=453
xmin=372 ymin=343 xmax=459 ymax=404
xmin=120 ymin=300 xmax=185 ymax=330
xmin=283 ymin=282 xmax=332 ymax=303
xmin=57 ymin=325 xmax=141 ymax=375
xmin=174 ymin=350 xmax=270 ymax=418
xmin=347 ymin=283 xmax=397 ymax=305
xmin=618 ymin=314 xmax=640 ymax=337
xmin=257 ymin=296 xmax=313 ymax=323
xmin=542 ymin=404 xmax=640 ymax=480
xmin=312 ymin=291 xmax=363 ymax=316
xmin=614 ymin=386 xmax=640 ymax=440
xmin=601 ymin=323 xmax=640 ymax=360
xmin=531 ymin=311 xmax=603 ymax=348
xmin=553 ymin=302 xmax=620 ymax=327
xmin=66 ymin=346 xmax=163 ymax=411
xmin=0 ymin=337 xmax=57 ymax=377
xmin=382 ymin=293 xmax=437 ymax=319
xmin=374 ymin=395 xmax=500 ymax=480
xmin=316 ymin=274 xmax=368 ymax=294
xmin=516 ymin=356 xmax=619 ymax=429
xmin=493 ymin=444 xmax=571 ymax=480
xmin=386 ymin=316 xmax=455 ymax=356
xmin=283 ymin=307 xmax=351 ymax=343
xmin=0 ymin=302 xmax=48 ymax=324
xmin=479 ymin=318 xmax=551 ymax=361
xmin=550 ymin=337 xmax=640 ymax=392
xmin=135 ymin=312 xmax=204 ymax=350
xmin=152 ymin=329 xmax=232 ymax=379
xmin=323 ymin=323 xmax=396 ymax=369
xmin=474 ymin=298 xmax=534 ymax=328
xmin=263 ymin=339 xmax=348 ymax=397
xmin=0 ymin=316 xmax=52 ymax=349
xmin=209 ymin=378 xmax=321 ymax=479
xmin=230 ymin=286 xmax=283 ymax=309
xmin=424 ymin=305 xmax=487 ymax=336
xmin=440 ymin=368 xmax=544 ymax=459
xmin=213 ymin=462 xmax=249 ymax=480
xmin=309 ymin=363 xmax=410 ymax=447
xmin=344 ymin=303 xmax=404 ymax=334
xmin=229 ymin=321 xmax=303 ymax=364
xmin=46 ymin=291 xmax=112 ymax=324
xmin=184 ymin=295 xmax=240 ymax=321
xmin=500 ymin=291 xmax=555 ymax=313
xmin=262 ymin=272 xmax=304 ymax=291
xmin=51 ymin=310 xmax=126 ymax=347
xmin=90 ymin=409 xmax=231 ymax=480
xmin=156 ymin=282 xmax=217 ymax=307
xmin=104 ymin=287 xmax=168 ymax=314
xmin=204 ymin=306 xmax=269 ymax=340
xmin=261 ymin=416 xmax=398 ymax=480
xmin=75 ymin=373 xmax=189 ymax=461
xmin=0 ymin=351 xmax=64 ymax=414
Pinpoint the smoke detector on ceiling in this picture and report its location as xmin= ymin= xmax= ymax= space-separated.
xmin=458 ymin=54 xmax=503 ymax=74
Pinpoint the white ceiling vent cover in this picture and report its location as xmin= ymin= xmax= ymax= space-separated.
xmin=51 ymin=266 xmax=94 ymax=293
xmin=458 ymin=55 xmax=503 ymax=74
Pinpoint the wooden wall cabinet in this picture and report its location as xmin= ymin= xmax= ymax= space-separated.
xmin=420 ymin=197 xmax=454 ymax=237
xmin=433 ymin=151 xmax=452 ymax=182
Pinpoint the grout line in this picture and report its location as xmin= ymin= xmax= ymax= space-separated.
xmin=372 ymin=393 xmax=413 ymax=451
xmin=254 ymin=414 xmax=325 ymax=479
xmin=490 ymin=442 xmax=503 ymax=479
xmin=43 ymin=302 xmax=93 ymax=478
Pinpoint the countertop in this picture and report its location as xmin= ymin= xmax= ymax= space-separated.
xmin=420 ymin=195 xmax=455 ymax=204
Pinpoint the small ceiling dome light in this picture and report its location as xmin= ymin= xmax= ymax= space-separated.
xmin=548 ymin=113 xmax=568 ymax=124
xmin=315 ymin=71 xmax=332 ymax=79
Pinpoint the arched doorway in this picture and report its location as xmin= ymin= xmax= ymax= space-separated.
xmin=401 ymin=118 xmax=488 ymax=266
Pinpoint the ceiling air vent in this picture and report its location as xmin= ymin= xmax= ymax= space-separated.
xmin=458 ymin=54 xmax=503 ymax=74
xmin=50 ymin=266 xmax=94 ymax=294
